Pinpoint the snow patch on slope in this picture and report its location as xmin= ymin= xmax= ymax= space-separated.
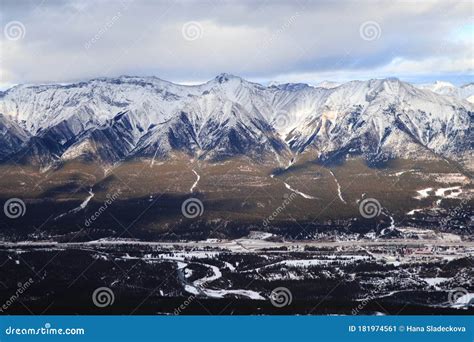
xmin=190 ymin=169 xmax=200 ymax=193
xmin=284 ymin=182 xmax=317 ymax=199
xmin=329 ymin=170 xmax=346 ymax=204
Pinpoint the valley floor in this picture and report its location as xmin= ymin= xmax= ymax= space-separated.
xmin=0 ymin=232 xmax=472 ymax=315
xmin=0 ymin=157 xmax=471 ymax=315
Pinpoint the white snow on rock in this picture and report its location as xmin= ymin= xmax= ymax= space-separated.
xmin=415 ymin=188 xmax=433 ymax=200
xmin=434 ymin=186 xmax=462 ymax=198
xmin=422 ymin=277 xmax=449 ymax=290
xmin=0 ymin=75 xmax=472 ymax=166
xmin=414 ymin=186 xmax=463 ymax=200
xmin=418 ymin=81 xmax=474 ymax=103
xmin=407 ymin=209 xmax=423 ymax=215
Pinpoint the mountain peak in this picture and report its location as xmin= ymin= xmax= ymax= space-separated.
xmin=384 ymin=77 xmax=401 ymax=82
xmin=272 ymin=83 xmax=311 ymax=91
xmin=434 ymin=80 xmax=455 ymax=87
xmin=315 ymin=81 xmax=340 ymax=89
xmin=214 ymin=73 xmax=240 ymax=83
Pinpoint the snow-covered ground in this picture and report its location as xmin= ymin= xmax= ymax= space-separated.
xmin=183 ymin=262 xmax=264 ymax=300
xmin=414 ymin=186 xmax=463 ymax=200
xmin=422 ymin=277 xmax=450 ymax=290
xmin=244 ymin=255 xmax=371 ymax=273
xmin=434 ymin=186 xmax=462 ymax=198
xmin=407 ymin=209 xmax=423 ymax=215
xmin=415 ymin=187 xmax=433 ymax=200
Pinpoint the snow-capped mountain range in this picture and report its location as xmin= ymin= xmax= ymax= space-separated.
xmin=418 ymin=81 xmax=474 ymax=103
xmin=0 ymin=74 xmax=472 ymax=168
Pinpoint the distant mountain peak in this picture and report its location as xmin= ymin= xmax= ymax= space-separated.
xmin=383 ymin=77 xmax=401 ymax=82
xmin=417 ymin=80 xmax=474 ymax=103
xmin=433 ymin=80 xmax=455 ymax=87
xmin=315 ymin=81 xmax=340 ymax=89
xmin=271 ymin=83 xmax=311 ymax=91
xmin=214 ymin=73 xmax=240 ymax=83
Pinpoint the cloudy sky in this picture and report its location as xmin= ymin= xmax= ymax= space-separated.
xmin=0 ymin=0 xmax=472 ymax=89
